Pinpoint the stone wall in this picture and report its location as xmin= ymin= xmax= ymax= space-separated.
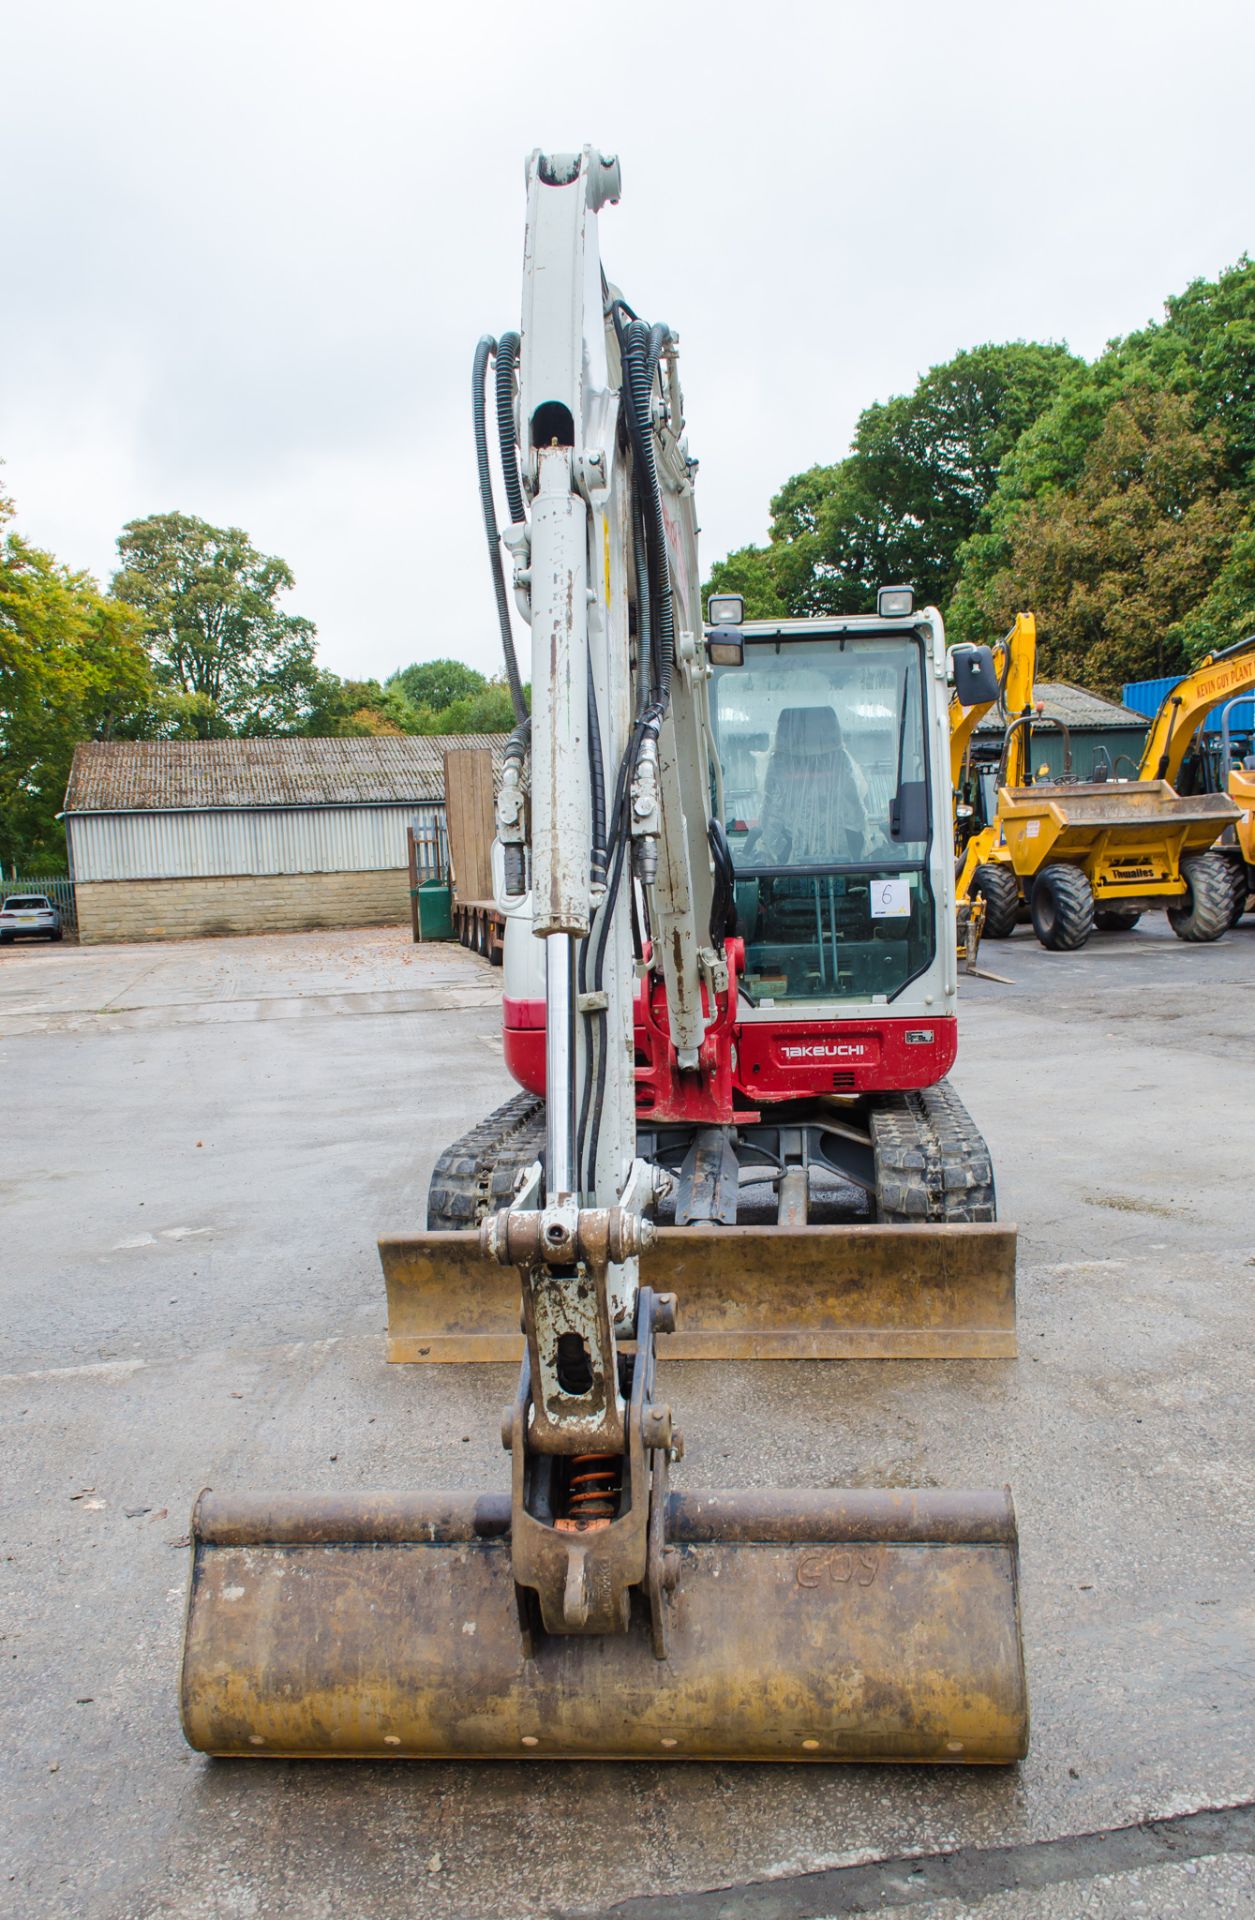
xmin=76 ymin=870 xmax=410 ymax=944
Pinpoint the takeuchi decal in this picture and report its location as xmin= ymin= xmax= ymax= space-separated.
xmin=779 ymin=1042 xmax=870 ymax=1060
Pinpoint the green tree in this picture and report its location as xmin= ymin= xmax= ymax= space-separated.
xmin=414 ymin=679 xmax=520 ymax=734
xmin=951 ymin=256 xmax=1255 ymax=645
xmin=302 ymin=671 xmax=419 ymax=737
xmin=302 ymin=668 xmax=522 ymax=738
xmin=959 ymin=389 xmax=1245 ymax=693
xmin=389 ymin=658 xmax=488 ymax=711
xmin=706 ymin=341 xmax=1079 ymax=618
xmin=0 ymin=488 xmax=152 ymax=869
xmin=112 ymin=512 xmax=318 ymax=736
xmin=1174 ymin=523 xmax=1255 ymax=659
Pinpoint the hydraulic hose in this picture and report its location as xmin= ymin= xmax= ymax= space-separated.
xmin=707 ymin=818 xmax=737 ymax=945
xmin=500 ymin=717 xmax=530 ymax=896
xmin=632 ymin=491 xmax=654 ymax=715
xmin=644 ymin=320 xmax=669 ymax=387
xmin=472 ymin=335 xmax=528 ymax=726
xmin=587 ymin=652 xmax=608 ymax=890
xmin=494 ymin=332 xmax=526 ymax=526
xmin=622 ymin=318 xmax=675 ymax=715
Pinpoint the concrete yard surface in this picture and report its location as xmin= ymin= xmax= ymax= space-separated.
xmin=1 ymin=921 xmax=1253 ymax=1918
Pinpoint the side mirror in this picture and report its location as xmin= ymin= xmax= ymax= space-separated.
xmin=889 ymin=781 xmax=929 ymax=841
xmin=951 ymin=645 xmax=999 ymax=706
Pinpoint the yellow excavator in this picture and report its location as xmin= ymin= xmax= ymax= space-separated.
xmin=949 ymin=612 xmax=1037 ymax=871
xmin=1224 ymin=748 xmax=1255 ymax=921
xmin=1129 ymin=637 xmax=1255 ymax=924
xmin=178 ymin=148 xmax=1028 ymax=1766
xmin=954 ymin=615 xmax=1240 ymax=949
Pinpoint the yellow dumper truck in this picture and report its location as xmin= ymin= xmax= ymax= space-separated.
xmin=953 ymin=615 xmax=1240 ymax=950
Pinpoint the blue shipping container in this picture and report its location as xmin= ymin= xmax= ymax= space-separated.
xmin=1123 ymin=676 xmax=1254 ymax=735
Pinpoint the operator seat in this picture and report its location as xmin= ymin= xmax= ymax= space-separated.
xmin=757 ymin=705 xmax=866 ymax=866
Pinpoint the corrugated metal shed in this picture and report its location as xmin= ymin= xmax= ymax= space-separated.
xmin=66 ymin=805 xmax=449 ymax=883
xmin=1123 ymin=676 xmax=1255 ymax=734
xmin=62 ymin=735 xmax=507 ymax=885
xmin=64 ymin=735 xmax=507 ymax=813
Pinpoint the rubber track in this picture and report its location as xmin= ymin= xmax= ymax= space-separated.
xmin=426 ymin=1090 xmax=546 ymax=1229
xmin=870 ymin=1079 xmax=997 ymax=1224
xmin=429 ymin=1083 xmax=996 ymax=1229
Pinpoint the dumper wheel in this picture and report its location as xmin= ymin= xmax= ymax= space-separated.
xmin=1168 ymin=852 xmax=1234 ymax=944
xmin=1222 ymin=856 xmax=1250 ymax=927
xmin=1095 ymin=909 xmax=1140 ymax=932
xmin=1030 ymin=864 xmax=1094 ymax=950
xmin=970 ymin=863 xmax=1019 ymax=939
xmin=427 ymin=1091 xmax=546 ymax=1229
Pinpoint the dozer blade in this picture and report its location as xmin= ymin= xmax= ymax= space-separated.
xmin=181 ymin=1487 xmax=1027 ymax=1763
xmin=379 ymin=1223 xmax=1018 ymax=1362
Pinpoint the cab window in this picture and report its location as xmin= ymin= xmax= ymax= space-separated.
xmin=711 ymin=635 xmax=934 ymax=1005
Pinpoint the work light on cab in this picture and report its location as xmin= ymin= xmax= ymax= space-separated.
xmin=877 ymin=585 xmax=915 ymax=618
xmin=706 ymin=594 xmax=745 ymax=665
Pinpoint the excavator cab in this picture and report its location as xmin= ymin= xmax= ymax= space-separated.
xmin=714 ymin=625 xmax=933 ymax=1005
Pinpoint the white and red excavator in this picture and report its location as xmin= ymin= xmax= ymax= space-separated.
xmin=180 ymin=148 xmax=1028 ymax=1765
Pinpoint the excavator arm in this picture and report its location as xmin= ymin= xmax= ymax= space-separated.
xmin=949 ymin=613 xmax=1038 ymax=789
xmin=1136 ymin=635 xmax=1255 ymax=785
xmin=955 ymin=612 xmax=1038 ymax=896
xmin=484 ymin=145 xmax=723 ymax=1630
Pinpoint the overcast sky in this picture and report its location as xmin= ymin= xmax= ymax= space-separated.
xmin=2 ymin=1 xmax=1252 ymax=685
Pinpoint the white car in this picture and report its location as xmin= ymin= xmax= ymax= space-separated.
xmin=0 ymin=894 xmax=63 ymax=943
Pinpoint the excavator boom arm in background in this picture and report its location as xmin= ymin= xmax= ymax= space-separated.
xmin=1137 ymin=634 xmax=1255 ymax=786
xmin=948 ymin=612 xmax=1038 ymax=794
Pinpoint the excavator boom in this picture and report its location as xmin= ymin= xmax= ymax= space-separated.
xmin=1137 ymin=634 xmax=1255 ymax=786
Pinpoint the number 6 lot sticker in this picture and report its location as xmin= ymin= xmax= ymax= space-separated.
xmin=870 ymin=878 xmax=910 ymax=918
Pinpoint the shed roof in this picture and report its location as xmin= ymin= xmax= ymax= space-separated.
xmin=975 ymin=680 xmax=1145 ymax=732
xmin=64 ymin=735 xmax=509 ymax=815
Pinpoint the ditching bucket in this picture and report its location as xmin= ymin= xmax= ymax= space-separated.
xmin=379 ymin=1223 xmax=1018 ymax=1363
xmin=181 ymin=1487 xmax=1028 ymax=1763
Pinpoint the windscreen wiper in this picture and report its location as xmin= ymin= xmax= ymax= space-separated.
xmin=889 ymin=664 xmax=910 ymax=838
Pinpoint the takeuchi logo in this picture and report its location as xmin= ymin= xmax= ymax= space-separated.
xmin=779 ymin=1042 xmax=870 ymax=1060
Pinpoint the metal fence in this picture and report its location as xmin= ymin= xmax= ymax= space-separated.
xmin=410 ymin=810 xmax=449 ymax=882
xmin=3 ymin=875 xmax=77 ymax=930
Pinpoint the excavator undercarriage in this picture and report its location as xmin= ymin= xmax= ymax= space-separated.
xmin=386 ymin=1083 xmax=1014 ymax=1361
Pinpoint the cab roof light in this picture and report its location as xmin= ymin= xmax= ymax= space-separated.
xmin=706 ymin=594 xmax=744 ymax=626
xmin=705 ymin=593 xmax=745 ymax=665
xmin=877 ymin=585 xmax=915 ymax=618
